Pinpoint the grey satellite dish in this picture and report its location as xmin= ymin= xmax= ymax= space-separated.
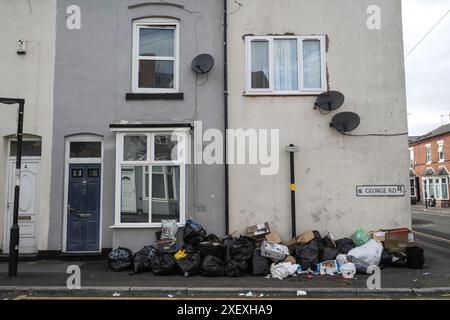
xmin=315 ymin=91 xmax=345 ymax=111
xmin=191 ymin=54 xmax=214 ymax=74
xmin=330 ymin=112 xmax=361 ymax=132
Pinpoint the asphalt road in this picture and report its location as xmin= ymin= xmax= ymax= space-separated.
xmin=412 ymin=208 xmax=450 ymax=282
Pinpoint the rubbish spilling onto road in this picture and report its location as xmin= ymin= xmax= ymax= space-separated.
xmin=106 ymin=221 xmax=425 ymax=279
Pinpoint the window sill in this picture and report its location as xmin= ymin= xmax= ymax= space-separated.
xmin=126 ymin=92 xmax=184 ymax=100
xmin=243 ymin=91 xmax=324 ymax=97
xmin=110 ymin=222 xmax=184 ymax=229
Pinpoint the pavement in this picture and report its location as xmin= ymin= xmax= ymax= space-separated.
xmin=0 ymin=206 xmax=449 ymax=299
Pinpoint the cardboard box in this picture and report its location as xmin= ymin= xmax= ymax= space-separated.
xmin=265 ymin=232 xmax=282 ymax=244
xmin=245 ymin=222 xmax=271 ymax=238
xmin=370 ymin=230 xmax=386 ymax=242
xmin=287 ymin=230 xmax=315 ymax=249
xmin=383 ymin=228 xmax=415 ymax=252
xmin=261 ymin=241 xmax=290 ymax=261
xmin=316 ymin=260 xmax=339 ymax=276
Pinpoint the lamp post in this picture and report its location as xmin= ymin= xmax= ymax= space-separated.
xmin=286 ymin=144 xmax=299 ymax=238
xmin=0 ymin=97 xmax=25 ymax=277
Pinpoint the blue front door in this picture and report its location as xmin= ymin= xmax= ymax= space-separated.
xmin=67 ymin=164 xmax=101 ymax=252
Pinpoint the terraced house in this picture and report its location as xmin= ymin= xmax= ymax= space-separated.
xmin=409 ymin=124 xmax=450 ymax=208
xmin=0 ymin=0 xmax=411 ymax=257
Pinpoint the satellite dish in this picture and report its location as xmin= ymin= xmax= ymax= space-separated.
xmin=191 ymin=54 xmax=214 ymax=74
xmin=315 ymin=91 xmax=345 ymax=111
xmin=330 ymin=112 xmax=361 ymax=132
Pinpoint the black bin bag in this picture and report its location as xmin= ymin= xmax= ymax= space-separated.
xmin=150 ymin=252 xmax=177 ymax=276
xmin=198 ymin=242 xmax=223 ymax=259
xmin=223 ymin=238 xmax=238 ymax=262
xmin=201 ymin=256 xmax=225 ymax=277
xmin=225 ymin=260 xmax=248 ymax=277
xmin=183 ymin=219 xmax=207 ymax=245
xmin=406 ymin=246 xmax=425 ymax=269
xmin=230 ymin=237 xmax=255 ymax=262
xmin=335 ymin=238 xmax=355 ymax=254
xmin=108 ymin=248 xmax=133 ymax=272
xmin=133 ymin=246 xmax=158 ymax=274
xmin=319 ymin=246 xmax=338 ymax=262
xmin=250 ymin=250 xmax=270 ymax=276
xmin=379 ymin=249 xmax=393 ymax=269
xmin=294 ymin=240 xmax=319 ymax=270
xmin=177 ymin=253 xmax=202 ymax=277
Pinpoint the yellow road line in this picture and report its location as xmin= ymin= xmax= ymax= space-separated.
xmin=413 ymin=231 xmax=450 ymax=244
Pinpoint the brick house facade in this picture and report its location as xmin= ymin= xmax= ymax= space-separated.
xmin=409 ymin=124 xmax=450 ymax=207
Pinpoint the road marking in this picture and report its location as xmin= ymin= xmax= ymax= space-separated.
xmin=414 ymin=231 xmax=450 ymax=244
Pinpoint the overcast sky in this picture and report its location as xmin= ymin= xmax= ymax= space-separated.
xmin=402 ymin=0 xmax=450 ymax=136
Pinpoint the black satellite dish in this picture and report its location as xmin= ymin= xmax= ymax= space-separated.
xmin=330 ymin=112 xmax=361 ymax=132
xmin=191 ymin=54 xmax=214 ymax=74
xmin=315 ymin=91 xmax=345 ymax=111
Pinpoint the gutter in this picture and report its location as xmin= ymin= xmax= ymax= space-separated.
xmin=223 ymin=0 xmax=229 ymax=234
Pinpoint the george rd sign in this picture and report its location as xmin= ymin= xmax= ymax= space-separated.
xmin=356 ymin=185 xmax=406 ymax=197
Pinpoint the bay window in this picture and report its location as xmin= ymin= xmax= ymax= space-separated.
xmin=425 ymin=176 xmax=449 ymax=200
xmin=246 ymin=35 xmax=326 ymax=94
xmin=132 ymin=18 xmax=180 ymax=93
xmin=113 ymin=129 xmax=189 ymax=227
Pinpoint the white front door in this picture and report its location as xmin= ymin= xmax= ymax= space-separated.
xmin=4 ymin=160 xmax=40 ymax=254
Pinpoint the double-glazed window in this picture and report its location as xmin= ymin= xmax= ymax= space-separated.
xmin=246 ymin=36 xmax=326 ymax=94
xmin=114 ymin=130 xmax=189 ymax=226
xmin=132 ymin=18 xmax=179 ymax=93
xmin=425 ymin=177 xmax=449 ymax=200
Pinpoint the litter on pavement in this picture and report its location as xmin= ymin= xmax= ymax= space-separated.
xmin=106 ymin=220 xmax=426 ymax=280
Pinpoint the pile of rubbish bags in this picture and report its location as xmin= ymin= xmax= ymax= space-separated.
xmin=107 ymin=220 xmax=272 ymax=278
xmin=107 ymin=220 xmax=425 ymax=280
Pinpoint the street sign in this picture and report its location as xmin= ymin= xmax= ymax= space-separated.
xmin=356 ymin=185 xmax=405 ymax=197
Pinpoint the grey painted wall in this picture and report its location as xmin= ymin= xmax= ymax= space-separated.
xmin=50 ymin=0 xmax=224 ymax=251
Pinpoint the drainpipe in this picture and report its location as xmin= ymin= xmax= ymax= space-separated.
xmin=223 ymin=0 xmax=229 ymax=234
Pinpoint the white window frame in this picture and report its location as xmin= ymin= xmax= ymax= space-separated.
xmin=410 ymin=178 xmax=416 ymax=198
xmin=132 ymin=18 xmax=180 ymax=94
xmin=111 ymin=128 xmax=190 ymax=229
xmin=437 ymin=141 xmax=444 ymax=163
xmin=425 ymin=144 xmax=431 ymax=164
xmin=245 ymin=35 xmax=327 ymax=95
xmin=441 ymin=177 xmax=449 ymax=199
xmin=409 ymin=147 xmax=415 ymax=168
xmin=425 ymin=176 xmax=449 ymax=200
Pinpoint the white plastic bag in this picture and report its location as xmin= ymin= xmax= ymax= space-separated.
xmin=270 ymin=262 xmax=299 ymax=280
xmin=161 ymin=220 xmax=179 ymax=240
xmin=347 ymin=239 xmax=383 ymax=267
xmin=336 ymin=254 xmax=348 ymax=266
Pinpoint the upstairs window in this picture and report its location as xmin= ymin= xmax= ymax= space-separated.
xmin=409 ymin=147 xmax=414 ymax=168
xmin=438 ymin=141 xmax=444 ymax=162
xmin=132 ymin=18 xmax=179 ymax=93
xmin=425 ymin=144 xmax=431 ymax=163
xmin=246 ymin=36 xmax=326 ymax=94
